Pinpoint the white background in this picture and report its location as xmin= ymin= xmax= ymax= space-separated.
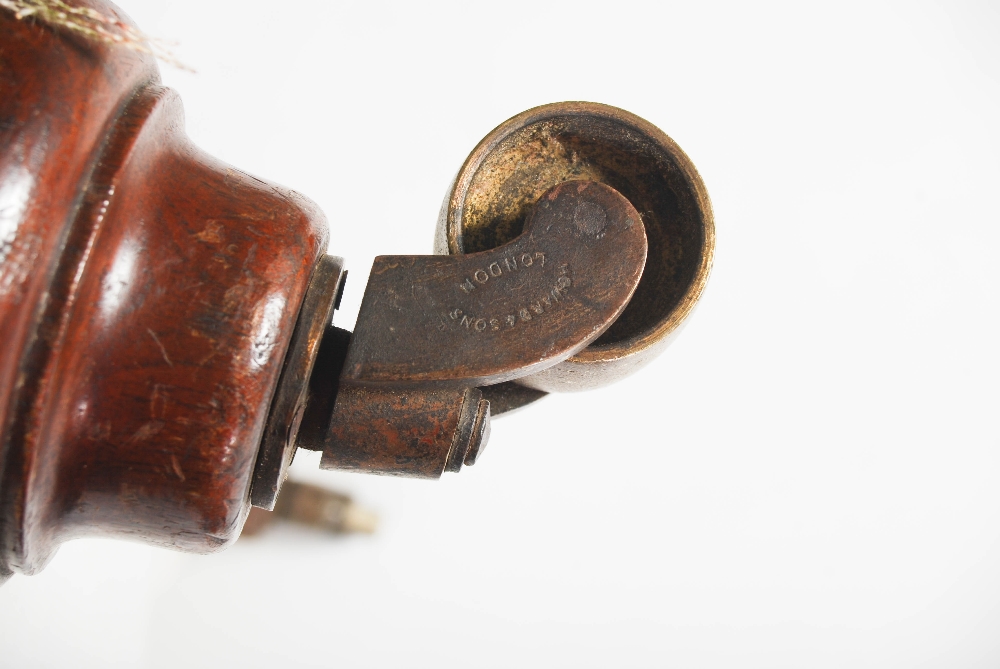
xmin=2 ymin=1 xmax=999 ymax=667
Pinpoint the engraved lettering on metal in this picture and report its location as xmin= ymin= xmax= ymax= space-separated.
xmin=342 ymin=181 xmax=647 ymax=387
xmin=449 ymin=266 xmax=573 ymax=335
xmin=457 ymin=252 xmax=546 ymax=293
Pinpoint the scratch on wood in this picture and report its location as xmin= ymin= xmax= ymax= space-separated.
xmin=150 ymin=383 xmax=169 ymax=419
xmin=129 ymin=420 xmax=164 ymax=444
xmin=170 ymin=454 xmax=186 ymax=481
xmin=193 ymin=220 xmax=224 ymax=244
xmin=147 ymin=328 xmax=174 ymax=367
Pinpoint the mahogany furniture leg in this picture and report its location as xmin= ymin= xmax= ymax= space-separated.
xmin=0 ymin=2 xmax=328 ymax=580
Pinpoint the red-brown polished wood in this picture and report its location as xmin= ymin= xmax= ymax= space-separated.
xmin=0 ymin=3 xmax=328 ymax=581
